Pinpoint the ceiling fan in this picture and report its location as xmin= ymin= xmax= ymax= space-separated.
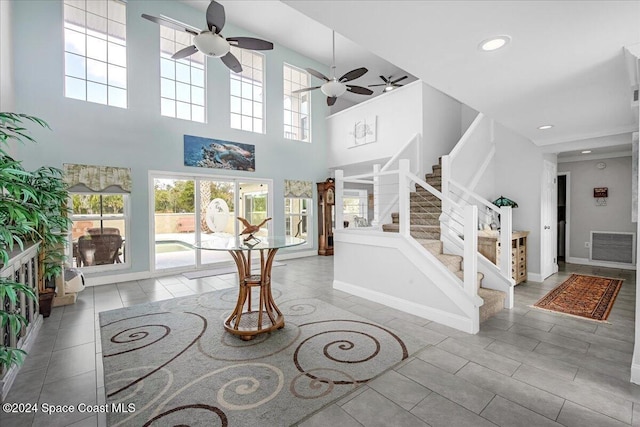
xmin=292 ymin=31 xmax=373 ymax=106
xmin=141 ymin=0 xmax=273 ymax=73
xmin=369 ymin=75 xmax=408 ymax=92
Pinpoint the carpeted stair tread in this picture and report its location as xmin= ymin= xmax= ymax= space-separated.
xmin=478 ymin=287 xmax=506 ymax=323
xmin=454 ymin=271 xmax=485 ymax=288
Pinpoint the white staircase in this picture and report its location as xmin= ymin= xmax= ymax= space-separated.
xmin=381 ymin=159 xmax=506 ymax=323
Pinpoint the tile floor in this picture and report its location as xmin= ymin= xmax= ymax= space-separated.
xmin=1 ymin=258 xmax=638 ymax=427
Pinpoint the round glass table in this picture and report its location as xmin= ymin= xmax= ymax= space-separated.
xmin=196 ymin=236 xmax=306 ymax=340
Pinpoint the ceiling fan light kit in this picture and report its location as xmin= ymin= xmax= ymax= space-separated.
xmin=193 ymin=32 xmax=230 ymax=57
xmin=321 ymin=80 xmax=347 ymax=97
xmin=141 ymin=1 xmax=273 ymax=73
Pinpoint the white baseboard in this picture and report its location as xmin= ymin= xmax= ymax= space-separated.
xmin=333 ymin=279 xmax=476 ymax=334
xmin=527 ymin=273 xmax=544 ymax=282
xmin=86 ymin=271 xmax=152 ymax=287
xmin=566 ymin=257 xmax=636 ymax=271
xmin=631 ymin=360 xmax=640 ymax=385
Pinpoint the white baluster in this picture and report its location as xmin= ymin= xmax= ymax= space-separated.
xmin=464 ymin=205 xmax=478 ymax=297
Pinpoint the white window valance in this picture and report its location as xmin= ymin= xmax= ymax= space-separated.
xmin=64 ymin=163 xmax=132 ymax=194
xmin=284 ymin=179 xmax=312 ymax=198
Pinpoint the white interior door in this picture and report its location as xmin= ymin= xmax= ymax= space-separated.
xmin=541 ymin=160 xmax=558 ymax=279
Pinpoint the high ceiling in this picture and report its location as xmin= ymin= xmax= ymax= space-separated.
xmin=184 ymin=1 xmax=639 ymax=152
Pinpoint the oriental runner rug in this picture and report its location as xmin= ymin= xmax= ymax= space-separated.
xmin=99 ymin=287 xmax=422 ymax=426
xmin=533 ymin=274 xmax=623 ymax=321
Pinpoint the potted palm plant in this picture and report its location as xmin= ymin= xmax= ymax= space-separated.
xmin=0 ymin=112 xmax=69 ymax=373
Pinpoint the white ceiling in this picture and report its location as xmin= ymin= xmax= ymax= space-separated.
xmin=184 ymin=1 xmax=639 ymax=153
xmin=181 ymin=0 xmax=417 ymax=105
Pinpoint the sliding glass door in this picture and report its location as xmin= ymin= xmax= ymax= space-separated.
xmin=152 ymin=173 xmax=270 ymax=273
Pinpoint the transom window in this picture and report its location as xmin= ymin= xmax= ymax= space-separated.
xmin=283 ymin=64 xmax=311 ymax=142
xmin=160 ymin=22 xmax=206 ymax=122
xmin=63 ymin=0 xmax=127 ymax=108
xmin=230 ymin=47 xmax=264 ymax=133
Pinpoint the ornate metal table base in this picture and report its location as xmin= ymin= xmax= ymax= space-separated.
xmin=225 ymin=247 xmax=283 ymax=340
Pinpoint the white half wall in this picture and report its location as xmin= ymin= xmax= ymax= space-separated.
xmin=333 ymin=230 xmax=479 ymax=333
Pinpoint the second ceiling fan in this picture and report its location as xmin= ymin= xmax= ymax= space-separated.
xmin=293 ymin=31 xmax=373 ymax=106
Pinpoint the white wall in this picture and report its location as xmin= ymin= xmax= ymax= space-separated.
xmin=325 ymin=80 xmax=424 ymax=170
xmin=325 ymin=80 xmax=462 ymax=173
xmin=11 ymin=0 xmax=330 ymax=278
xmin=0 ymin=0 xmax=14 ymax=112
xmin=558 ymin=156 xmax=635 ymax=260
xmin=421 ymin=83 xmax=462 ymax=173
xmin=493 ymin=123 xmax=545 ymax=278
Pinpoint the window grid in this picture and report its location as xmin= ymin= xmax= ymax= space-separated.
xmin=159 ymin=24 xmax=206 ymax=123
xmin=285 ymin=198 xmax=311 ymax=243
xmin=63 ymin=0 xmax=128 ymax=108
xmin=283 ymin=64 xmax=310 ymax=142
xmin=230 ymin=47 xmax=265 ymax=133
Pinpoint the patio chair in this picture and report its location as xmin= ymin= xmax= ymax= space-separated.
xmin=77 ymin=234 xmax=123 ymax=266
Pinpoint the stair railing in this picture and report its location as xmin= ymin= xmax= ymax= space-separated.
xmin=335 ymin=159 xmax=479 ymax=299
xmin=441 ymin=112 xmax=513 ymax=282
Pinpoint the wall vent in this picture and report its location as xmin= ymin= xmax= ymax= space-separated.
xmin=590 ymin=231 xmax=636 ymax=265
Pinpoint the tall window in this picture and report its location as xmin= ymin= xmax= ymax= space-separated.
xmin=230 ymin=47 xmax=264 ymax=133
xmin=285 ymin=198 xmax=311 ymax=242
xmin=283 ymin=64 xmax=311 ymax=142
xmin=160 ymin=23 xmax=206 ymax=122
xmin=63 ymin=0 xmax=127 ymax=108
xmin=69 ymin=193 xmax=129 ymax=269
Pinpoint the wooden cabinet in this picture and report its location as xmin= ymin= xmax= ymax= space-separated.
xmin=478 ymin=231 xmax=529 ymax=284
xmin=317 ymin=179 xmax=335 ymax=256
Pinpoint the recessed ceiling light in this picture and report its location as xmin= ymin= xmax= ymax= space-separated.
xmin=537 ymin=125 xmax=553 ymax=130
xmin=581 ymin=150 xmax=592 ymax=154
xmin=479 ymin=35 xmax=511 ymax=51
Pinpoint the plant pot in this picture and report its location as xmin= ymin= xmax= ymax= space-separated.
xmin=38 ymin=290 xmax=55 ymax=318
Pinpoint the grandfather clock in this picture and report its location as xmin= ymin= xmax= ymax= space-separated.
xmin=317 ymin=178 xmax=335 ymax=256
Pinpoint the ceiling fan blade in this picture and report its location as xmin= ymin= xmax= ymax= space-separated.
xmin=339 ymin=67 xmax=368 ymax=82
xmin=347 ymin=85 xmax=374 ymax=95
xmin=306 ymin=68 xmax=330 ymax=82
xmin=206 ymin=0 xmax=226 ymax=33
xmin=221 ymin=51 xmax=242 ymax=73
xmin=327 ymin=96 xmax=338 ymax=106
xmin=379 ymin=75 xmax=390 ymax=83
xmin=172 ymin=45 xmax=198 ymax=60
xmin=227 ymin=37 xmax=274 ymax=51
xmin=291 ymin=86 xmax=322 ymax=94
xmin=368 ymin=84 xmax=388 ymax=87
xmin=390 ymin=75 xmax=408 ymax=85
xmin=141 ymin=14 xmax=198 ymax=36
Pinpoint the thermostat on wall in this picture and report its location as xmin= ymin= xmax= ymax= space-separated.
xmin=596 ymin=162 xmax=607 ymax=169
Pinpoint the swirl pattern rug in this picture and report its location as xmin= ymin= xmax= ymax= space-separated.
xmin=533 ymin=274 xmax=623 ymax=321
xmin=99 ymin=288 xmax=420 ymax=426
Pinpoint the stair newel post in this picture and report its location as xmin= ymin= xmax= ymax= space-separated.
xmin=499 ymin=206 xmax=513 ymax=281
xmin=372 ymin=164 xmax=381 ymax=227
xmin=464 ymin=204 xmax=478 ymax=297
xmin=335 ymin=170 xmax=344 ymax=230
xmin=398 ymin=159 xmax=411 ymax=237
